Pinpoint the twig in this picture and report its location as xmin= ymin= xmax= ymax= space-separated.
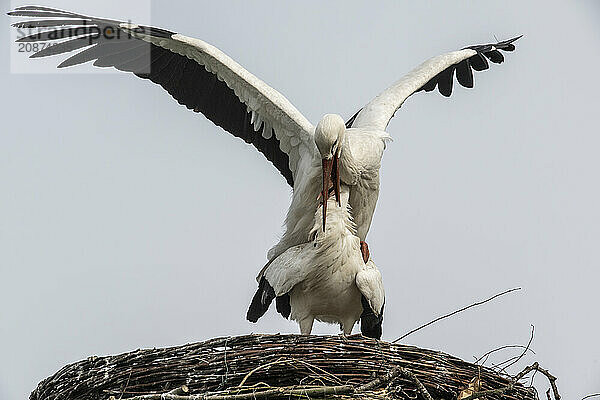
xmin=393 ymin=287 xmax=522 ymax=343
xmin=528 ymin=367 xmax=538 ymax=387
xmin=169 ymin=386 xmax=190 ymax=396
xmin=499 ymin=325 xmax=535 ymax=373
xmin=513 ymin=362 xmax=540 ymax=383
xmin=238 ymin=358 xmax=342 ymax=387
xmin=490 ymin=355 xmax=522 ymax=370
xmin=223 ymin=337 xmax=230 ymax=388
xmin=474 ymin=344 xmax=536 ymax=365
xmin=117 ymin=366 xmax=423 ymax=400
xmin=238 ymin=359 xmax=289 ymax=387
xmin=356 ymin=366 xmax=402 ymax=392
xmin=395 ymin=368 xmax=434 ymax=400
xmin=535 ymin=364 xmax=560 ymax=400
xmin=293 ymin=359 xmax=344 ymax=385
xmin=462 ymin=361 xmax=561 ymax=400
xmin=118 ymin=370 xmax=133 ymax=400
xmin=115 ymin=385 xmax=355 ymax=400
xmin=582 ymin=394 xmax=600 ymax=400
xmin=205 ymin=385 xmax=353 ymax=400
xmin=461 ymin=387 xmax=512 ymax=400
xmin=461 ymin=362 xmax=538 ymax=400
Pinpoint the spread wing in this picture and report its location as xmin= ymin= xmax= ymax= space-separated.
xmin=9 ymin=6 xmax=316 ymax=187
xmin=347 ymin=36 xmax=521 ymax=130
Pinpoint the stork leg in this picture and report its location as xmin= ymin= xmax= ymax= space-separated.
xmin=299 ymin=318 xmax=314 ymax=335
xmin=341 ymin=320 xmax=355 ymax=336
xmin=360 ymin=241 xmax=370 ymax=263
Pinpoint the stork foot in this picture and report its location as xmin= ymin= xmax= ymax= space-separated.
xmin=338 ymin=329 xmax=352 ymax=342
xmin=360 ymin=241 xmax=370 ymax=263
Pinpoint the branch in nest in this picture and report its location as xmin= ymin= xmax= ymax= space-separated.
xmin=582 ymin=394 xmax=600 ymax=400
xmin=393 ymin=368 xmax=434 ymax=400
xmin=113 ymin=366 xmax=434 ymax=400
xmin=534 ymin=364 xmax=560 ymax=400
xmin=474 ymin=344 xmax=536 ymax=365
xmin=498 ymin=325 xmax=535 ymax=373
xmin=461 ymin=362 xmax=561 ymax=400
xmin=393 ymin=287 xmax=522 ymax=343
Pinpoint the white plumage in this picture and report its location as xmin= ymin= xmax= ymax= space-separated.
xmin=9 ymin=6 xmax=520 ymax=337
xmin=250 ymin=185 xmax=385 ymax=336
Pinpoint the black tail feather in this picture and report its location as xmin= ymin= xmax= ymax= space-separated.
xmin=275 ymin=293 xmax=291 ymax=319
xmin=360 ymin=295 xmax=384 ymax=340
xmin=246 ymin=277 xmax=275 ymax=323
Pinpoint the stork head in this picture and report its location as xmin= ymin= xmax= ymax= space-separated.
xmin=314 ymin=114 xmax=346 ymax=231
xmin=315 ymin=114 xmax=346 ymax=159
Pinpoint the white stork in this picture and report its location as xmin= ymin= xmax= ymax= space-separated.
xmin=247 ymin=184 xmax=385 ymax=338
xmin=9 ymin=6 xmax=521 ymax=331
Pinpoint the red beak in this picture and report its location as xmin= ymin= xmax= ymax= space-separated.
xmin=320 ymin=154 xmax=341 ymax=231
xmin=333 ymin=153 xmax=341 ymax=207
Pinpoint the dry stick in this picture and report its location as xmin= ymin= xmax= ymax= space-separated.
xmin=109 ymin=387 xmax=189 ymax=400
xmin=206 ymin=385 xmax=353 ymax=400
xmin=116 ymin=366 xmax=432 ymax=400
xmin=355 ymin=367 xmax=400 ymax=392
xmin=366 ymin=366 xmax=434 ymax=400
xmin=474 ymin=344 xmax=536 ymax=365
xmin=460 ymin=362 xmax=538 ymax=400
xmin=535 ymin=364 xmax=560 ymax=400
xmin=118 ymin=370 xmax=133 ymax=400
xmin=238 ymin=358 xmax=342 ymax=388
xmin=462 ymin=361 xmax=561 ymax=400
xmin=293 ymin=359 xmax=345 ymax=385
xmin=169 ymin=386 xmax=190 ymax=396
xmin=237 ymin=359 xmax=288 ymax=387
xmin=490 ymin=355 xmax=523 ymax=370
xmin=582 ymin=394 xmax=600 ymax=400
xmin=113 ymin=386 xmax=354 ymax=400
xmin=528 ymin=368 xmax=538 ymax=388
xmin=395 ymin=368 xmax=435 ymax=400
xmin=499 ymin=325 xmax=535 ymax=374
xmin=393 ymin=287 xmax=522 ymax=343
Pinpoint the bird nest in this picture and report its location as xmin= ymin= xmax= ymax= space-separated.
xmin=31 ymin=334 xmax=548 ymax=400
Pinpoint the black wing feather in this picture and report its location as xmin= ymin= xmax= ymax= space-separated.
xmin=345 ymin=36 xmax=521 ymax=127
xmin=360 ymin=295 xmax=384 ymax=340
xmin=455 ymin=59 xmax=473 ymax=88
xmin=17 ymin=26 xmax=98 ymax=42
xmin=30 ymin=35 xmax=95 ymax=58
xmin=10 ymin=6 xmax=294 ymax=187
xmin=469 ymin=53 xmax=489 ymax=71
xmin=247 ymin=277 xmax=276 ymax=323
xmin=12 ymin=19 xmax=93 ymax=28
xmin=345 ymin=108 xmax=362 ymax=129
xmin=275 ymin=294 xmax=291 ymax=319
xmin=436 ymin=66 xmax=455 ymax=97
xmin=418 ymin=36 xmax=520 ymax=97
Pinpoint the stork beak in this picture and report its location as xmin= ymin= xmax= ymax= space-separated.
xmin=333 ymin=153 xmax=341 ymax=207
xmin=320 ymin=154 xmax=341 ymax=231
xmin=321 ymin=157 xmax=333 ymax=231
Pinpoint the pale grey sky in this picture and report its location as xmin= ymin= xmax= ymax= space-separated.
xmin=1 ymin=1 xmax=599 ymax=399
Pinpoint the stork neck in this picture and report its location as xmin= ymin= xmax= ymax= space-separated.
xmin=311 ymin=187 xmax=357 ymax=245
